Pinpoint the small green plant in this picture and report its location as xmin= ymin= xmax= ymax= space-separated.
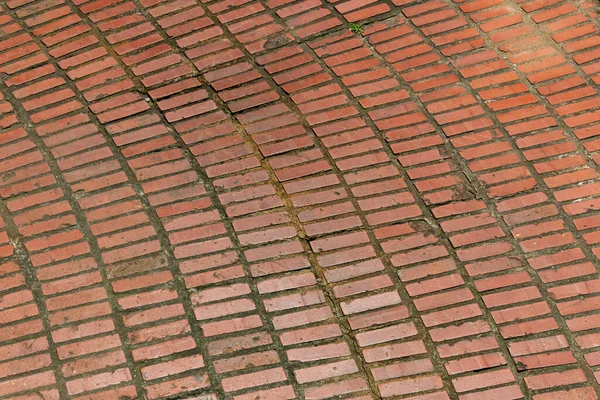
xmin=349 ymin=23 xmax=363 ymax=34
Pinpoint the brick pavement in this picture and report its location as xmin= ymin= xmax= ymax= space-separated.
xmin=0 ymin=0 xmax=599 ymax=398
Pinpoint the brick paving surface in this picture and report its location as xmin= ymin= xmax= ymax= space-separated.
xmin=0 ymin=0 xmax=600 ymax=398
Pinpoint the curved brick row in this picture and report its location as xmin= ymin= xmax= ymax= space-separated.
xmin=0 ymin=0 xmax=599 ymax=399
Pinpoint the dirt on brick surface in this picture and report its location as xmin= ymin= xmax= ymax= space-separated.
xmin=0 ymin=0 xmax=599 ymax=398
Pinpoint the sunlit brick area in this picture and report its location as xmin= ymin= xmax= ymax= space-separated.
xmin=0 ymin=0 xmax=599 ymax=398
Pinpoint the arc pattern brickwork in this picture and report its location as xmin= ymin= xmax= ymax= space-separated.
xmin=0 ymin=0 xmax=599 ymax=398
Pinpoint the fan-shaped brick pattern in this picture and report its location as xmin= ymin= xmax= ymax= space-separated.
xmin=0 ymin=0 xmax=599 ymax=398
